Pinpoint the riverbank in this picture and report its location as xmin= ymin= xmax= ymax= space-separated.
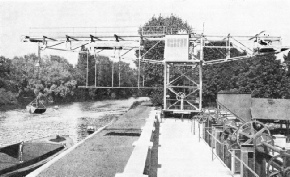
xmin=0 ymin=104 xmax=22 ymax=112
xmin=27 ymin=101 xmax=153 ymax=177
xmin=0 ymin=96 xmax=139 ymax=112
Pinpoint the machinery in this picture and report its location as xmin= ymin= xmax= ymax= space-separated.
xmin=199 ymin=93 xmax=290 ymax=177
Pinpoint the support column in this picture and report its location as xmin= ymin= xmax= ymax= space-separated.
xmin=112 ymin=48 xmax=115 ymax=87
xmin=240 ymin=144 xmax=255 ymax=177
xmin=231 ymin=149 xmax=241 ymax=174
xmin=199 ymin=36 xmax=204 ymax=111
xmin=138 ymin=40 xmax=141 ymax=89
xmin=163 ymin=62 xmax=167 ymax=110
xmin=94 ymin=50 xmax=97 ymax=87
xmin=86 ymin=50 xmax=89 ymax=87
xmin=214 ymin=127 xmax=223 ymax=149
xmin=226 ymin=34 xmax=231 ymax=59
xmin=37 ymin=43 xmax=41 ymax=79
xmin=118 ymin=49 xmax=121 ymax=87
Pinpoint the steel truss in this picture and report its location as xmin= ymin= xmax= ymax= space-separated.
xmin=163 ymin=61 xmax=202 ymax=114
xmin=21 ymin=26 xmax=289 ymax=115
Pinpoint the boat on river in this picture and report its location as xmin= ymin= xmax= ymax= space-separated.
xmin=26 ymin=99 xmax=46 ymax=114
xmin=0 ymin=135 xmax=73 ymax=176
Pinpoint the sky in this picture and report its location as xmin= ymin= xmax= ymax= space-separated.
xmin=1 ymin=0 xmax=290 ymax=65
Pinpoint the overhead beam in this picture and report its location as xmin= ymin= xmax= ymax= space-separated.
xmin=204 ymin=46 xmax=235 ymax=48
xmin=114 ymin=34 xmax=119 ymax=42
xmin=66 ymin=35 xmax=79 ymax=41
xmin=43 ymin=36 xmax=57 ymax=41
xmin=90 ymin=35 xmax=102 ymax=42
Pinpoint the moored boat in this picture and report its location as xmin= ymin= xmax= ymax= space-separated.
xmin=0 ymin=135 xmax=73 ymax=176
xmin=87 ymin=125 xmax=96 ymax=134
xmin=26 ymin=99 xmax=46 ymax=114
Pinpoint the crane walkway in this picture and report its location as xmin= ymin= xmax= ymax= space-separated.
xmin=158 ymin=118 xmax=233 ymax=177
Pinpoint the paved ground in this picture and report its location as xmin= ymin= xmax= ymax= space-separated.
xmin=34 ymin=103 xmax=153 ymax=177
xmin=158 ymin=118 xmax=233 ymax=177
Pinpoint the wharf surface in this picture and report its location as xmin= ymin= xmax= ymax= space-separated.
xmin=27 ymin=106 xmax=234 ymax=177
xmin=158 ymin=118 xmax=233 ymax=177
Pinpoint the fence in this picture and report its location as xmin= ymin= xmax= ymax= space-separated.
xmin=196 ymin=119 xmax=260 ymax=177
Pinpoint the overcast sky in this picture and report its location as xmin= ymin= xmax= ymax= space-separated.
xmin=1 ymin=0 xmax=290 ymax=65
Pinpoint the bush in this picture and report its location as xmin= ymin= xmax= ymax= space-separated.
xmin=0 ymin=88 xmax=18 ymax=105
xmin=149 ymin=88 xmax=163 ymax=106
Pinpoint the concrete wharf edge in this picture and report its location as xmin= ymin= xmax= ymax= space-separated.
xmin=26 ymin=118 xmax=117 ymax=177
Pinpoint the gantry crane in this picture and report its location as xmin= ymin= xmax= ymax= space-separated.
xmin=21 ymin=26 xmax=289 ymax=116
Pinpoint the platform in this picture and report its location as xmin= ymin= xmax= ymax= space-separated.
xmin=158 ymin=118 xmax=233 ymax=177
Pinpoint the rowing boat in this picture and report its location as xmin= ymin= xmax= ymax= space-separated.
xmin=0 ymin=135 xmax=73 ymax=176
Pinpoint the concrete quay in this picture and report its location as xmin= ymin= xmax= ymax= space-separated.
xmin=157 ymin=118 xmax=233 ymax=177
xmin=27 ymin=106 xmax=234 ymax=177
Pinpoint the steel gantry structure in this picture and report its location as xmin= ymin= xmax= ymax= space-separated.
xmin=21 ymin=26 xmax=289 ymax=115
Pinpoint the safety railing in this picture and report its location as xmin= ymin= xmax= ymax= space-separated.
xmin=195 ymin=119 xmax=260 ymax=177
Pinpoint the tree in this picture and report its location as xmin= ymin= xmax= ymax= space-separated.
xmin=76 ymin=48 xmax=138 ymax=100
xmin=235 ymin=54 xmax=288 ymax=98
xmin=202 ymin=42 xmax=248 ymax=105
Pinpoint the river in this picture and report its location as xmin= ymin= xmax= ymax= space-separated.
xmin=0 ymin=97 xmax=149 ymax=147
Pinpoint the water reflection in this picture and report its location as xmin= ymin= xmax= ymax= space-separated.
xmin=0 ymin=97 xmax=149 ymax=147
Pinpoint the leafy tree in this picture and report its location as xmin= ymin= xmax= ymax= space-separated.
xmin=202 ymin=45 xmax=290 ymax=106
xmin=202 ymin=41 xmax=249 ymax=105
xmin=235 ymin=54 xmax=288 ymax=98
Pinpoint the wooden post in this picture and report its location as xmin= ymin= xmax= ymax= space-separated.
xmin=19 ymin=141 xmax=24 ymax=163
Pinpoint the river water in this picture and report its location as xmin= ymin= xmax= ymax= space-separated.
xmin=0 ymin=97 xmax=149 ymax=147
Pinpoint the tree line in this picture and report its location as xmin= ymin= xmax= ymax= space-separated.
xmin=0 ymin=51 xmax=138 ymax=109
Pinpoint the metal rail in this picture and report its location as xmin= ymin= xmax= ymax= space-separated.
xmin=205 ymin=128 xmax=260 ymax=177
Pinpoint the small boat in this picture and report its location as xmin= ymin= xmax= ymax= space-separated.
xmin=0 ymin=135 xmax=73 ymax=176
xmin=26 ymin=99 xmax=46 ymax=114
xmin=87 ymin=126 xmax=96 ymax=134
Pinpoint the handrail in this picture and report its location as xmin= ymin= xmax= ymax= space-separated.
xmin=206 ymin=129 xmax=259 ymax=177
